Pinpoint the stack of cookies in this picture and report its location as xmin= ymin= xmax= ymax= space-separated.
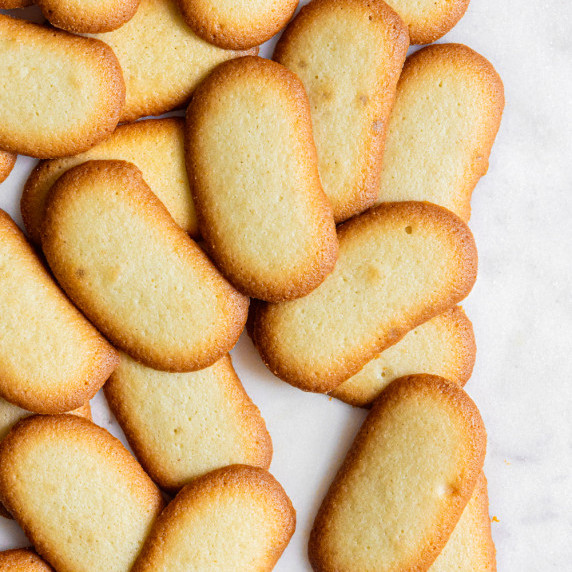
xmin=0 ymin=0 xmax=504 ymax=570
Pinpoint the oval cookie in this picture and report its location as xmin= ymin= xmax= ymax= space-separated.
xmin=90 ymin=0 xmax=256 ymax=123
xmin=377 ymin=44 xmax=505 ymax=221
xmin=42 ymin=161 xmax=248 ymax=372
xmin=0 ymin=150 xmax=16 ymax=184
xmin=0 ymin=549 xmax=54 ymax=571
xmin=0 ymin=15 xmax=125 ymax=159
xmin=186 ymin=56 xmax=338 ymax=302
xmin=0 ymin=210 xmax=118 ymax=414
xmin=331 ymin=306 xmax=476 ymax=407
xmin=251 ymin=201 xmax=477 ymax=393
xmin=0 ymin=415 xmax=164 ymax=572
xmin=132 ymin=465 xmax=295 ymax=571
xmin=22 ymin=118 xmax=195 ymax=246
xmin=177 ymin=0 xmax=298 ymax=50
xmin=105 ymin=353 xmax=272 ymax=491
xmin=309 ymin=375 xmax=486 ymax=572
xmin=274 ymin=0 xmax=409 ymax=223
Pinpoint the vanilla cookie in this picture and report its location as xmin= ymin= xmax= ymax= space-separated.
xmin=38 ymin=0 xmax=140 ymax=33
xmin=42 ymin=161 xmax=248 ymax=372
xmin=274 ymin=0 xmax=409 ymax=223
xmin=332 ymin=306 xmax=476 ymax=407
xmin=0 ymin=15 xmax=125 ymax=159
xmin=186 ymin=56 xmax=337 ymax=302
xmin=177 ymin=0 xmax=298 ymax=50
xmin=383 ymin=0 xmax=470 ymax=44
xmin=377 ymin=43 xmax=504 ymax=221
xmin=0 ymin=210 xmax=118 ymax=414
xmin=0 ymin=415 xmax=164 ymax=572
xmin=0 ymin=151 xmax=16 ymax=184
xmin=132 ymin=465 xmax=295 ymax=571
xmin=309 ymin=374 xmax=486 ymax=572
xmin=22 ymin=118 xmax=195 ymax=245
xmin=251 ymin=201 xmax=477 ymax=393
xmin=0 ymin=549 xmax=54 ymax=571
xmin=105 ymin=353 xmax=272 ymax=491
xmin=90 ymin=0 xmax=255 ymax=123
xmin=431 ymin=472 xmax=496 ymax=571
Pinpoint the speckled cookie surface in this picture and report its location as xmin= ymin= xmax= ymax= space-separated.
xmin=0 ymin=549 xmax=54 ymax=571
xmin=332 ymin=306 xmax=476 ymax=407
xmin=0 ymin=15 xmax=125 ymax=159
xmin=42 ymin=161 xmax=249 ymax=372
xmin=22 ymin=118 xmax=195 ymax=245
xmin=0 ymin=0 xmax=33 ymax=8
xmin=178 ymin=0 xmax=298 ymax=49
xmin=309 ymin=375 xmax=487 ymax=572
xmin=187 ymin=56 xmax=338 ymax=302
xmin=89 ymin=0 xmax=255 ymax=122
xmin=0 ymin=151 xmax=16 ymax=184
xmin=0 ymin=210 xmax=118 ymax=414
xmin=105 ymin=353 xmax=272 ymax=491
xmin=251 ymin=201 xmax=477 ymax=393
xmin=38 ymin=0 xmax=141 ymax=33
xmin=132 ymin=465 xmax=296 ymax=572
xmin=0 ymin=415 xmax=165 ymax=572
xmin=376 ymin=43 xmax=504 ymax=221
xmin=274 ymin=0 xmax=409 ymax=223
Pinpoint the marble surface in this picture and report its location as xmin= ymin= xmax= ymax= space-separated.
xmin=1 ymin=1 xmax=571 ymax=570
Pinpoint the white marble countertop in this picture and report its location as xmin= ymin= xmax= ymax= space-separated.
xmin=1 ymin=1 xmax=571 ymax=570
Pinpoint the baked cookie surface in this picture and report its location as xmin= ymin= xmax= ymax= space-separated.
xmin=0 ymin=549 xmax=54 ymax=571
xmin=0 ymin=151 xmax=16 ymax=184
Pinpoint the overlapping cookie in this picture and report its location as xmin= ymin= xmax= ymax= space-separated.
xmin=0 ymin=15 xmax=125 ymax=159
xmin=42 ymin=161 xmax=249 ymax=372
xmin=251 ymin=202 xmax=477 ymax=393
xmin=22 ymin=118 xmax=195 ymax=245
xmin=0 ymin=549 xmax=54 ymax=571
xmin=274 ymin=0 xmax=409 ymax=223
xmin=0 ymin=151 xmax=16 ymax=184
xmin=132 ymin=465 xmax=296 ymax=571
xmin=0 ymin=0 xmax=33 ymax=8
xmin=187 ymin=56 xmax=338 ymax=302
xmin=309 ymin=375 xmax=487 ymax=572
xmin=105 ymin=353 xmax=272 ymax=491
xmin=376 ymin=43 xmax=505 ymax=221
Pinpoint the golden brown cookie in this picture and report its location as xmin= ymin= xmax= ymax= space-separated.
xmin=251 ymin=201 xmax=477 ymax=393
xmin=177 ymin=0 xmax=298 ymax=50
xmin=331 ymin=306 xmax=476 ymax=407
xmin=89 ymin=0 xmax=256 ymax=123
xmin=0 ymin=151 xmax=16 ymax=184
xmin=377 ymin=43 xmax=505 ymax=221
xmin=0 ymin=15 xmax=125 ymax=159
xmin=22 ymin=118 xmax=195 ymax=245
xmin=105 ymin=353 xmax=272 ymax=492
xmin=0 ymin=1 xmax=33 ymax=8
xmin=274 ymin=0 xmax=409 ymax=223
xmin=0 ymin=415 xmax=164 ymax=572
xmin=309 ymin=374 xmax=487 ymax=572
xmin=42 ymin=160 xmax=249 ymax=372
xmin=132 ymin=465 xmax=296 ymax=571
xmin=0 ymin=549 xmax=54 ymax=571
xmin=186 ymin=56 xmax=338 ymax=302
xmin=0 ymin=210 xmax=118 ymax=414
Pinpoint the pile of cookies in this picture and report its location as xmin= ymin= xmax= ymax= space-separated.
xmin=0 ymin=0 xmax=504 ymax=570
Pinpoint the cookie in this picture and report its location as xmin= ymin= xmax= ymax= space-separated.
xmin=431 ymin=472 xmax=496 ymax=571
xmin=0 ymin=210 xmax=118 ymax=414
xmin=186 ymin=56 xmax=338 ymax=302
xmin=90 ymin=0 xmax=256 ymax=123
xmin=0 ymin=151 xmax=16 ymax=184
xmin=42 ymin=160 xmax=249 ymax=372
xmin=274 ymin=0 xmax=409 ymax=223
xmin=377 ymin=43 xmax=505 ymax=221
xmin=0 ymin=15 xmax=125 ymax=159
xmin=331 ymin=306 xmax=476 ymax=407
xmin=383 ymin=0 xmax=470 ymax=44
xmin=0 ymin=1 xmax=33 ymax=8
xmin=251 ymin=201 xmax=477 ymax=393
xmin=22 ymin=118 xmax=195 ymax=246
xmin=309 ymin=374 xmax=486 ymax=572
xmin=177 ymin=0 xmax=298 ymax=50
xmin=132 ymin=465 xmax=296 ymax=571
xmin=0 ymin=415 xmax=164 ymax=572
xmin=38 ymin=0 xmax=140 ymax=33
xmin=105 ymin=352 xmax=272 ymax=491
xmin=0 ymin=549 xmax=54 ymax=571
